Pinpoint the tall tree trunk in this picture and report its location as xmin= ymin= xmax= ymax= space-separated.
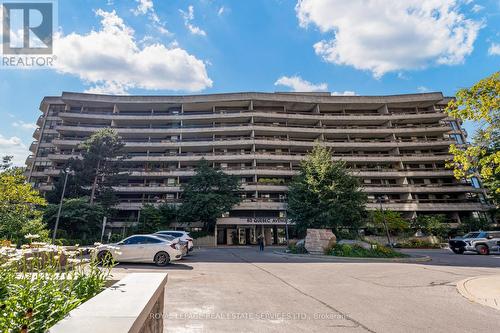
xmin=90 ymin=159 xmax=101 ymax=205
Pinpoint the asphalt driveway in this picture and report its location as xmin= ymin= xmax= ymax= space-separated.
xmin=113 ymin=247 xmax=500 ymax=332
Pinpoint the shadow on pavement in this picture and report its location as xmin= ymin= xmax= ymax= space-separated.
xmin=115 ymin=262 xmax=194 ymax=270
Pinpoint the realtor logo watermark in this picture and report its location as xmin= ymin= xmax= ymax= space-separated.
xmin=1 ymin=0 xmax=57 ymax=67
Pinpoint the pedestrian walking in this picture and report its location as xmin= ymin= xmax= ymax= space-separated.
xmin=258 ymin=233 xmax=265 ymax=252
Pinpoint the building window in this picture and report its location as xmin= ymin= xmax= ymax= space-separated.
xmin=470 ymin=177 xmax=481 ymax=188
xmin=450 ymin=134 xmax=464 ymax=144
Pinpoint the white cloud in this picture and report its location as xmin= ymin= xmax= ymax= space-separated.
xmin=296 ymin=0 xmax=482 ymax=78
xmin=180 ymin=6 xmax=207 ymax=36
xmin=488 ymin=43 xmax=500 ymax=56
xmin=133 ymin=0 xmax=153 ymax=15
xmin=274 ymin=75 xmax=328 ymax=92
xmin=417 ymin=86 xmax=430 ymax=93
xmin=0 ymin=134 xmax=29 ymax=166
xmin=330 ymin=91 xmax=356 ymax=96
xmin=218 ymin=6 xmax=226 ymax=16
xmin=53 ymin=10 xmax=212 ymax=94
xmin=12 ymin=121 xmax=37 ymax=130
xmin=132 ymin=0 xmax=172 ymax=36
xmin=471 ymin=4 xmax=483 ymax=13
xmin=84 ymin=81 xmax=129 ymax=95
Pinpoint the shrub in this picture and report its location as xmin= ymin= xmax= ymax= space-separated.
xmin=395 ymin=239 xmax=441 ymax=249
xmin=327 ymin=243 xmax=407 ymax=258
xmin=287 ymin=240 xmax=307 ymax=254
xmin=189 ymin=230 xmax=211 ymax=239
xmin=0 ymin=244 xmax=112 ymax=332
xmin=411 ymin=214 xmax=450 ymax=237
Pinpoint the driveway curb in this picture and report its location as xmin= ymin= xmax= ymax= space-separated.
xmin=272 ymin=251 xmax=432 ymax=263
xmin=457 ymin=275 xmax=500 ymax=311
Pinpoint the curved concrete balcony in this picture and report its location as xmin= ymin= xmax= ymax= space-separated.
xmin=355 ymin=169 xmax=454 ymax=178
xmin=25 ymin=155 xmax=35 ymax=165
xmin=32 ymin=128 xmax=41 ymax=140
xmin=234 ymin=200 xmax=287 ymax=210
xmin=29 ymin=141 xmax=39 ymax=152
xmin=126 ymin=168 xmax=451 ymax=178
xmin=53 ymin=137 xmax=453 ymax=150
xmin=115 ymin=200 xmax=182 ymax=210
xmin=55 ymin=124 xmax=451 ymax=136
xmin=113 ymin=185 xmax=181 ymax=193
xmin=58 ymin=110 xmax=447 ymax=123
xmin=242 ymin=184 xmax=288 ymax=192
xmin=29 ymin=171 xmax=48 ymax=178
xmin=366 ymin=201 xmax=490 ymax=212
xmin=74 ymin=199 xmax=491 ymax=213
xmin=36 ymin=115 xmax=44 ymax=126
xmin=44 ymin=168 xmax=61 ymax=176
xmin=128 ymin=168 xmax=297 ymax=177
xmin=47 ymin=152 xmax=453 ymax=163
xmin=112 ymin=184 xmax=288 ymax=193
xmin=38 ymin=184 xmax=54 ymax=191
xmin=363 ymin=184 xmax=480 ymax=193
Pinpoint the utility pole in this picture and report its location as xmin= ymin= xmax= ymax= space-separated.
xmin=52 ymin=168 xmax=71 ymax=244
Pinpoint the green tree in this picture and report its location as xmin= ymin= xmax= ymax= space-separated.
xmin=446 ymin=71 xmax=500 ymax=202
xmin=43 ymin=198 xmax=105 ymax=242
xmin=136 ymin=204 xmax=162 ymax=234
xmin=412 ymin=214 xmax=450 ymax=238
xmin=0 ymin=159 xmax=49 ymax=244
xmin=287 ymin=145 xmax=367 ymax=236
xmin=370 ymin=210 xmax=410 ymax=235
xmin=134 ymin=203 xmax=179 ymax=234
xmin=180 ymin=159 xmax=241 ymax=231
xmin=459 ymin=217 xmax=491 ymax=233
xmin=79 ymin=128 xmax=125 ymax=205
xmin=46 ymin=128 xmax=126 ymax=207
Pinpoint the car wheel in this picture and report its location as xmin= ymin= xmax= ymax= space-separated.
xmin=154 ymin=251 xmax=170 ymax=266
xmin=97 ymin=250 xmax=113 ymax=265
xmin=476 ymin=244 xmax=489 ymax=255
xmin=452 ymin=248 xmax=465 ymax=254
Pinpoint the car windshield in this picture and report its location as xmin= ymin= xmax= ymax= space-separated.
xmin=462 ymin=232 xmax=481 ymax=239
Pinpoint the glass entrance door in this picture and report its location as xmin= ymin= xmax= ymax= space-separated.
xmin=238 ymin=227 xmax=246 ymax=245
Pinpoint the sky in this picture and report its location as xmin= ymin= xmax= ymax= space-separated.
xmin=0 ymin=0 xmax=499 ymax=165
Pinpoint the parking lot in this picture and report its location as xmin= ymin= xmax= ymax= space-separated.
xmin=113 ymin=247 xmax=500 ymax=332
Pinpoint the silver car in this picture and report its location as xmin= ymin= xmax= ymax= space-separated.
xmin=449 ymin=231 xmax=500 ymax=255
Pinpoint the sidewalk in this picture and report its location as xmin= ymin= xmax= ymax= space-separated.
xmin=457 ymin=275 xmax=500 ymax=311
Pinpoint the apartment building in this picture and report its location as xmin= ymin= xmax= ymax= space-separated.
xmin=26 ymin=92 xmax=490 ymax=245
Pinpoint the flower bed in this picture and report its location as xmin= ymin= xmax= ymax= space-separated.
xmin=0 ymin=241 xmax=112 ymax=332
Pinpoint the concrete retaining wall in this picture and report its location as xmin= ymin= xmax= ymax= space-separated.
xmin=49 ymin=273 xmax=168 ymax=333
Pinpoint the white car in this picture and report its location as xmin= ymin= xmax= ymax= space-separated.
xmin=153 ymin=233 xmax=189 ymax=257
xmin=155 ymin=231 xmax=194 ymax=252
xmin=94 ymin=234 xmax=183 ymax=266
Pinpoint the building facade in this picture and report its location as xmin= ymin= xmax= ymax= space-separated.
xmin=26 ymin=92 xmax=491 ymax=245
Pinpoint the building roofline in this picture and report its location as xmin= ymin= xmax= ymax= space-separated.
xmin=57 ymin=91 xmax=444 ymax=104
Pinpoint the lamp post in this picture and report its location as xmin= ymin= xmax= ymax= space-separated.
xmin=377 ymin=195 xmax=393 ymax=248
xmin=52 ymin=167 xmax=71 ymax=244
xmin=284 ymin=210 xmax=289 ymax=246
